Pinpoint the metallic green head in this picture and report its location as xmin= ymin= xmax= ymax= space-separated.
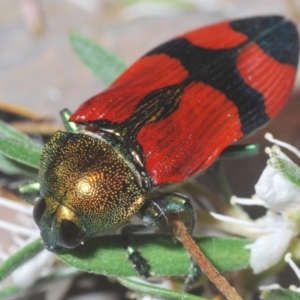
xmin=34 ymin=131 xmax=146 ymax=252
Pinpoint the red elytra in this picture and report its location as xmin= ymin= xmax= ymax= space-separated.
xmin=71 ymin=16 xmax=299 ymax=186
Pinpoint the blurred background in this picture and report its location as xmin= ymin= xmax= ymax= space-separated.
xmin=1 ymin=0 xmax=300 ymax=299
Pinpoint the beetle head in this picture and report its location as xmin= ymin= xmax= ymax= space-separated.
xmin=34 ymin=131 xmax=146 ymax=252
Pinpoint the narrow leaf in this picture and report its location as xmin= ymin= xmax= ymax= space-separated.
xmin=0 ymin=121 xmax=23 ymax=141
xmin=0 ymin=152 xmax=38 ymax=176
xmin=0 ymin=285 xmax=21 ymax=298
xmin=0 ymin=238 xmax=43 ymax=282
xmin=261 ymin=288 xmax=300 ymax=300
xmin=59 ymin=235 xmax=250 ymax=276
xmin=0 ymin=153 xmax=26 ymax=175
xmin=118 ymin=277 xmax=208 ymax=300
xmin=0 ymin=136 xmax=42 ymax=169
xmin=0 ymin=120 xmax=38 ymax=145
xmin=0 ymin=120 xmax=43 ymax=169
xmin=69 ymin=31 xmax=127 ymax=85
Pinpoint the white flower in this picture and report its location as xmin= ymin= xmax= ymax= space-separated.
xmin=211 ymin=133 xmax=300 ymax=274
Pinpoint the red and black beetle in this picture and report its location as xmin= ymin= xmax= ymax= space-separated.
xmin=25 ymin=16 xmax=299 ymax=275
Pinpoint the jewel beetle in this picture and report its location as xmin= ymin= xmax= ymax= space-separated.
xmin=23 ymin=16 xmax=299 ymax=275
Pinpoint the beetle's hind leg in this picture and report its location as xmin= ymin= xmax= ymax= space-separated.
xmin=122 ymin=193 xmax=196 ymax=277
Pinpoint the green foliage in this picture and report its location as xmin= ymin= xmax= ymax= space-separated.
xmin=0 ymin=120 xmax=42 ymax=170
xmin=0 ymin=153 xmax=36 ymax=176
xmin=261 ymin=288 xmax=300 ymax=300
xmin=59 ymin=235 xmax=250 ymax=276
xmin=0 ymin=238 xmax=43 ymax=283
xmin=118 ymin=277 xmax=208 ymax=300
xmin=0 ymin=235 xmax=250 ymax=294
xmin=69 ymin=31 xmax=127 ymax=85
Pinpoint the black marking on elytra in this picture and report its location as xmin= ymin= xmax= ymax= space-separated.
xmin=116 ymin=84 xmax=183 ymax=140
xmin=90 ymin=85 xmax=183 ymax=180
xmin=146 ymin=38 xmax=268 ymax=134
xmin=93 ymin=84 xmax=184 ymax=141
xmin=231 ymin=16 xmax=299 ymax=67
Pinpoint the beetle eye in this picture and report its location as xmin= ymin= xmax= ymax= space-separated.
xmin=33 ymin=198 xmax=46 ymax=226
xmin=59 ymin=219 xmax=85 ymax=249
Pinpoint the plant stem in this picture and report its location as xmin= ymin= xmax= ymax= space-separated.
xmin=171 ymin=214 xmax=242 ymax=300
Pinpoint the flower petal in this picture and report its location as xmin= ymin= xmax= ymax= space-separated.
xmin=249 ymin=227 xmax=295 ymax=274
xmin=255 ymin=165 xmax=300 ymax=212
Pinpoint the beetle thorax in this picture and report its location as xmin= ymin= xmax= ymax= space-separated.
xmin=38 ymin=131 xmax=146 ymax=236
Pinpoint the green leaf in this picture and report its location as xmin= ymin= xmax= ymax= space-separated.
xmin=0 ymin=153 xmax=38 ymax=176
xmin=0 ymin=235 xmax=249 ymax=295
xmin=0 ymin=137 xmax=42 ymax=169
xmin=118 ymin=277 xmax=208 ymax=300
xmin=0 ymin=153 xmax=22 ymax=175
xmin=0 ymin=121 xmax=43 ymax=169
xmin=0 ymin=285 xmax=21 ymax=299
xmin=0 ymin=120 xmax=34 ymax=143
xmin=69 ymin=31 xmax=127 ymax=85
xmin=268 ymin=155 xmax=300 ymax=189
xmin=59 ymin=235 xmax=250 ymax=276
xmin=0 ymin=238 xmax=44 ymax=282
xmin=261 ymin=288 xmax=300 ymax=300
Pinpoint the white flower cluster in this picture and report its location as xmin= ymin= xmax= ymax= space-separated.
xmin=212 ymin=133 xmax=300 ymax=282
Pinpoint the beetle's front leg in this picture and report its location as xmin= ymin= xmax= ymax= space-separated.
xmin=122 ymin=193 xmax=196 ymax=277
xmin=19 ymin=180 xmax=40 ymax=205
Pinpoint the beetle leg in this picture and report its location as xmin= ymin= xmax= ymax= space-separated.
xmin=146 ymin=194 xmax=201 ymax=287
xmin=60 ymin=109 xmax=79 ymax=133
xmin=18 ymin=180 xmax=40 ymax=205
xmin=185 ymin=259 xmax=203 ymax=289
xmin=143 ymin=193 xmax=196 ymax=234
xmin=220 ymin=143 xmax=260 ymax=159
xmin=121 ymin=193 xmax=196 ymax=277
